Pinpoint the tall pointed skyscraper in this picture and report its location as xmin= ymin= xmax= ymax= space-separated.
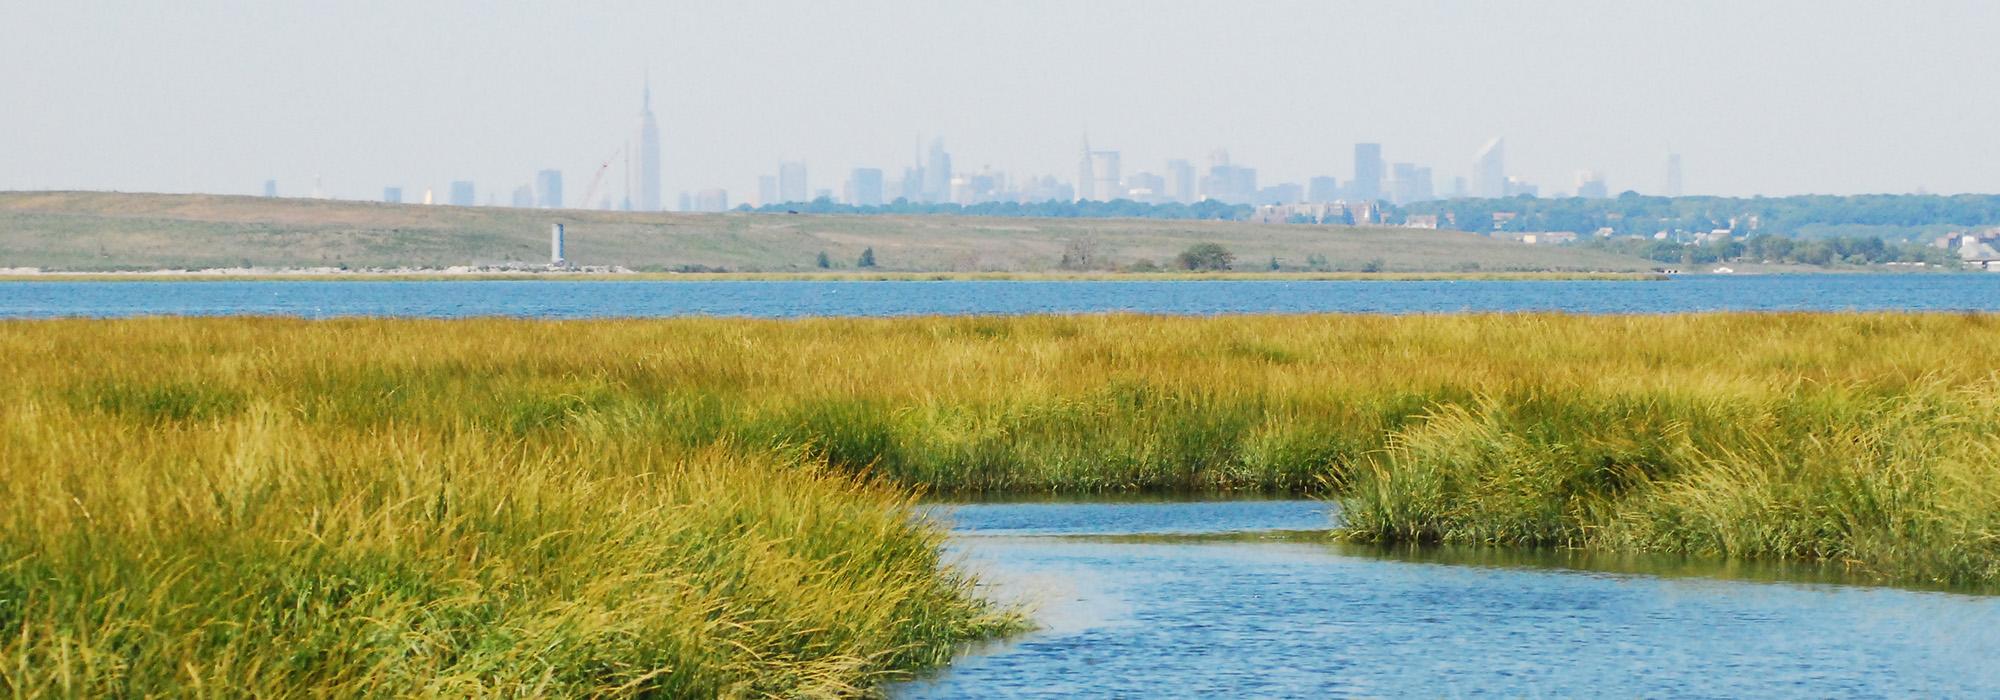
xmin=632 ymin=78 xmax=663 ymax=211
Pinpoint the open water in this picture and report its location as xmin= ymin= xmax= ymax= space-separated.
xmin=3 ymin=274 xmax=1999 ymax=318
xmin=893 ymin=500 xmax=2000 ymax=698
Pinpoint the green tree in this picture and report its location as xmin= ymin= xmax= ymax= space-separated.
xmin=1175 ymin=243 xmax=1235 ymax=271
xmin=815 ymin=251 xmax=831 ymax=269
xmin=857 ymin=247 xmax=877 ymax=268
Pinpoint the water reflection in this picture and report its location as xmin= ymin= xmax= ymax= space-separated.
xmin=894 ymin=501 xmax=2000 ymax=697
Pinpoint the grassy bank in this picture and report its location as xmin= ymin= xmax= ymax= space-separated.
xmin=5 ymin=313 xmax=2000 ymax=690
xmin=0 ymin=324 xmax=1017 ymax=695
xmin=0 ymin=191 xmax=1661 ymax=273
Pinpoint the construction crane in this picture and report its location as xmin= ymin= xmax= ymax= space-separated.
xmin=577 ymin=144 xmax=623 ymax=210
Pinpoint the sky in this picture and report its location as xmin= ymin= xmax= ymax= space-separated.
xmin=5 ymin=0 xmax=1999 ymax=202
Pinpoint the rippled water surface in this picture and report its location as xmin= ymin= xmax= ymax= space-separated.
xmin=894 ymin=501 xmax=2000 ymax=698
xmin=5 ymin=274 xmax=2000 ymax=318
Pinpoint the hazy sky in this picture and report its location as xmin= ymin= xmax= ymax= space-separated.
xmin=7 ymin=0 xmax=1999 ymax=201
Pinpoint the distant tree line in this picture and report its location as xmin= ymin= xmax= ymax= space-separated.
xmin=1402 ymin=193 xmax=2000 ymax=240
xmin=1579 ymin=234 xmax=1953 ymax=266
xmin=742 ymin=193 xmax=2000 ymax=243
xmin=741 ymin=197 xmax=1251 ymax=220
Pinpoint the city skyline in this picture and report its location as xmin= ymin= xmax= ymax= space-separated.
xmin=707 ymin=135 xmax=1673 ymax=210
xmin=279 ymin=74 xmax=1692 ymax=213
xmin=5 ymin=1 xmax=1998 ymax=200
xmin=309 ymin=107 xmax=1686 ymax=213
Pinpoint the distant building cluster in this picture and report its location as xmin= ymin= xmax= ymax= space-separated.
xmin=716 ymin=134 xmax=1685 ymax=215
xmin=257 ymin=79 xmax=1686 ymax=216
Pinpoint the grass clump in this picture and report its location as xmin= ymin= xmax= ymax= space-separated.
xmin=1337 ymin=381 xmax=2000 ymax=587
xmin=0 ymin=323 xmax=1015 ymax=696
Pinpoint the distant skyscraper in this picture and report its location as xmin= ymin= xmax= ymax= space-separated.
xmin=1166 ymin=159 xmax=1196 ymax=203
xmin=693 ymin=188 xmax=729 ymax=212
xmin=535 ymin=169 xmax=563 ymax=209
xmin=897 ymin=167 xmax=923 ymax=203
xmin=845 ymin=168 xmax=885 ymax=207
xmin=778 ymin=162 xmax=809 ymax=203
xmin=1126 ymin=171 xmax=1165 ymax=201
xmin=1389 ymin=163 xmax=1434 ymax=204
xmin=1307 ymin=176 xmax=1339 ymax=203
xmin=382 ymin=186 xmax=402 ymax=204
xmin=1020 ymin=174 xmax=1072 ymax=203
xmin=1092 ymin=151 xmax=1121 ymax=200
xmin=923 ymin=139 xmax=951 ymax=203
xmin=448 ymin=181 xmax=475 ymax=207
xmin=262 ymin=179 xmax=277 ymax=198
xmin=1351 ymin=143 xmax=1383 ymax=201
xmin=510 ymin=184 xmax=535 ymax=208
xmin=1665 ymin=153 xmax=1684 ymax=197
xmin=950 ymin=171 xmax=997 ymax=205
xmin=1575 ymin=170 xmax=1608 ymax=199
xmin=1473 ymin=138 xmax=1507 ymax=198
xmin=632 ymin=80 xmax=663 ymax=211
xmin=1204 ymin=169 xmax=1258 ymax=203
xmin=1197 ymin=150 xmax=1257 ymax=204
xmin=757 ymin=176 xmax=779 ymax=207
xmin=1076 ymin=136 xmax=1095 ymax=202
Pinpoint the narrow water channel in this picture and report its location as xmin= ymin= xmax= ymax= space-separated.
xmin=893 ymin=500 xmax=2000 ymax=697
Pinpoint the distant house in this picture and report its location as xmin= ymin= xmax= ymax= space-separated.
xmin=1517 ymin=232 xmax=1578 ymax=245
xmin=1251 ymin=202 xmax=1353 ymax=225
xmin=1695 ymin=229 xmax=1733 ymax=244
xmin=1940 ymin=231 xmax=2000 ymax=270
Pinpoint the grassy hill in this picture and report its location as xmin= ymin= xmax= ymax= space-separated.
xmin=0 ymin=191 xmax=1663 ymax=273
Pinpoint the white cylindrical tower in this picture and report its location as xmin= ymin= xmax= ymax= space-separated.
xmin=550 ymin=223 xmax=566 ymax=267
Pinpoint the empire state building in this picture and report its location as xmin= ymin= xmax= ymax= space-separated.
xmin=632 ymin=81 xmax=663 ymax=212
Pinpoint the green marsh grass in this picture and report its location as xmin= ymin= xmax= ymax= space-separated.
xmin=0 ymin=319 xmax=1020 ymax=696
xmin=5 ymin=311 xmax=2000 ymax=694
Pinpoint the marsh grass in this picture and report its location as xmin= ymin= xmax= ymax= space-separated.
xmin=0 ymin=321 xmax=1021 ymax=696
xmin=6 ymin=311 xmax=2000 ymax=694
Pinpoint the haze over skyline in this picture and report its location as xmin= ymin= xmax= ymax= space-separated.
xmin=6 ymin=0 xmax=1998 ymax=201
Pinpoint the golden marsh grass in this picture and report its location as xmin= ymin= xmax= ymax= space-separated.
xmin=5 ymin=312 xmax=2000 ymax=693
